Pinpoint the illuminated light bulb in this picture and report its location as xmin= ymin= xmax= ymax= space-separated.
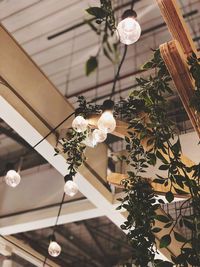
xmin=72 ymin=115 xmax=88 ymax=133
xmin=92 ymin=129 xmax=107 ymax=143
xmin=83 ymin=132 xmax=97 ymax=148
xmin=97 ymin=111 xmax=116 ymax=133
xmin=48 ymin=241 xmax=61 ymax=257
xmin=5 ymin=170 xmax=21 ymax=188
xmin=117 ymin=9 xmax=141 ymax=45
xmin=64 ymin=175 xmax=78 ymax=197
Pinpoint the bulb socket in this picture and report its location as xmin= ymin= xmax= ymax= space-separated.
xmin=5 ymin=162 xmax=15 ymax=172
xmin=49 ymin=234 xmax=56 ymax=242
xmin=102 ymin=100 xmax=115 ymax=111
xmin=64 ymin=174 xmax=73 ymax=183
xmin=122 ymin=9 xmax=137 ymax=20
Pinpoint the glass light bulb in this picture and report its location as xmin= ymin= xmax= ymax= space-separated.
xmin=72 ymin=116 xmax=88 ymax=133
xmin=97 ymin=111 xmax=116 ymax=133
xmin=48 ymin=241 xmax=61 ymax=257
xmin=5 ymin=170 xmax=21 ymax=188
xmin=64 ymin=180 xmax=78 ymax=197
xmin=83 ymin=132 xmax=97 ymax=148
xmin=117 ymin=17 xmax=141 ymax=45
xmin=92 ymin=129 xmax=107 ymax=143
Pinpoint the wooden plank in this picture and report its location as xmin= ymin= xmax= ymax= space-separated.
xmin=160 ymin=40 xmax=200 ymax=137
xmin=0 ymin=24 xmax=74 ymax=134
xmin=107 ymin=172 xmax=190 ymax=197
xmin=156 ymin=0 xmax=198 ymax=55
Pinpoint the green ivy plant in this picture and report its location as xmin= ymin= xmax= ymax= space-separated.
xmin=57 ymin=48 xmax=200 ymax=266
xmin=189 ymin=53 xmax=200 ymax=113
xmin=85 ymin=0 xmax=118 ymax=76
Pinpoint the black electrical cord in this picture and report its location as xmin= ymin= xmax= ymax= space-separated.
xmin=32 ymin=111 xmax=75 ymax=150
xmin=43 ymin=192 xmax=65 ymax=266
xmin=110 ymin=44 xmax=128 ymax=100
xmin=131 ymin=0 xmax=135 ymax=9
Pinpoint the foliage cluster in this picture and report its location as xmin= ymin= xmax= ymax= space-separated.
xmin=57 ymin=48 xmax=200 ymax=266
xmin=189 ymin=53 xmax=200 ymax=113
xmin=85 ymin=0 xmax=118 ymax=75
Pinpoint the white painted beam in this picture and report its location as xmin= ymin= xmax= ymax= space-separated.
xmin=0 ymin=198 xmax=104 ymax=236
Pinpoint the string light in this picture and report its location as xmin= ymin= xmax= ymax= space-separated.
xmin=83 ymin=132 xmax=97 ymax=147
xmin=64 ymin=175 xmax=78 ymax=197
xmin=5 ymin=170 xmax=21 ymax=188
xmin=117 ymin=9 xmax=141 ymax=45
xmin=72 ymin=115 xmax=88 ymax=133
xmin=92 ymin=129 xmax=107 ymax=143
xmin=48 ymin=235 xmax=61 ymax=258
xmin=97 ymin=100 xmax=116 ymax=133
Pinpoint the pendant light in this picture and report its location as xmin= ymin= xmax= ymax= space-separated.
xmin=72 ymin=115 xmax=88 ymax=133
xmin=4 ymin=160 xmax=23 ymax=188
xmin=48 ymin=235 xmax=61 ymax=257
xmin=64 ymin=175 xmax=78 ymax=197
xmin=92 ymin=129 xmax=107 ymax=143
xmin=117 ymin=9 xmax=141 ymax=45
xmin=83 ymin=131 xmax=97 ymax=147
xmin=97 ymin=100 xmax=116 ymax=133
xmin=5 ymin=170 xmax=21 ymax=188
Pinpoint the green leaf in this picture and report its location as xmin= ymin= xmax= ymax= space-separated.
xmin=86 ymin=7 xmax=107 ymax=18
xmin=142 ymin=61 xmax=154 ymax=70
xmin=153 ymin=178 xmax=165 ymax=184
xmin=160 ymin=234 xmax=171 ymax=248
xmin=174 ymin=187 xmax=189 ymax=195
xmin=174 ymin=231 xmax=187 ymax=243
xmin=152 ymin=227 xmax=162 ymax=233
xmin=159 ymin=164 xmax=169 ymax=170
xmin=156 ymin=150 xmax=168 ymax=164
xmin=164 ymin=222 xmax=173 ymax=228
xmin=155 ymin=260 xmax=174 ymax=267
xmin=156 ymin=215 xmax=171 ymax=223
xmin=165 ymin=191 xmax=174 ymax=203
xmin=85 ymin=56 xmax=98 ymax=76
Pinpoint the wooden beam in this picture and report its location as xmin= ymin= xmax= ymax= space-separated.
xmin=160 ymin=40 xmax=200 ymax=137
xmin=0 ymin=23 xmax=127 ymax=239
xmin=156 ymin=0 xmax=198 ymax=56
xmin=107 ymin=172 xmax=190 ymax=198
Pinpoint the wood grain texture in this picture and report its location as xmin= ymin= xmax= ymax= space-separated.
xmin=156 ymin=0 xmax=198 ymax=55
xmin=160 ymin=40 xmax=200 ymax=137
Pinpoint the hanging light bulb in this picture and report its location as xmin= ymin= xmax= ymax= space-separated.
xmin=48 ymin=235 xmax=61 ymax=257
xmin=64 ymin=175 xmax=78 ymax=197
xmin=5 ymin=170 xmax=21 ymax=188
xmin=72 ymin=115 xmax=88 ymax=133
xmin=92 ymin=129 xmax=107 ymax=143
xmin=97 ymin=100 xmax=116 ymax=133
xmin=83 ymin=132 xmax=97 ymax=147
xmin=117 ymin=9 xmax=141 ymax=45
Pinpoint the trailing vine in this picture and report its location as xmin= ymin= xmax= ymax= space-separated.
xmin=189 ymin=53 xmax=200 ymax=113
xmin=57 ymin=50 xmax=200 ymax=266
xmin=85 ymin=0 xmax=118 ymax=75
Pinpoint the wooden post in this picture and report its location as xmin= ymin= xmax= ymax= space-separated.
xmin=156 ymin=0 xmax=198 ymax=56
xmin=160 ymin=40 xmax=200 ymax=137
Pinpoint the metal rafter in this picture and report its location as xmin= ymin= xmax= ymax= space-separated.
xmin=56 ymin=226 xmax=102 ymax=267
xmin=83 ymin=221 xmax=110 ymax=267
